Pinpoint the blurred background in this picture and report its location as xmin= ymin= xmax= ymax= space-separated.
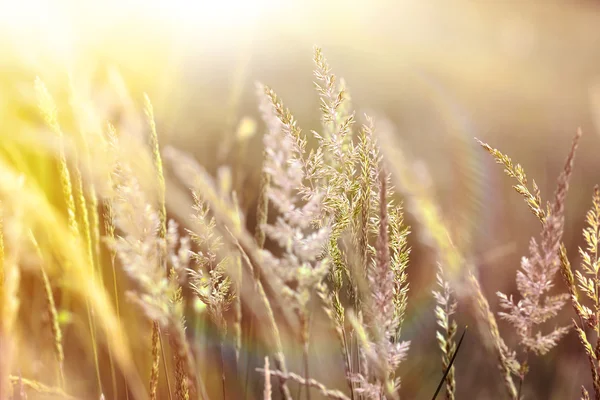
xmin=3 ymin=0 xmax=600 ymax=398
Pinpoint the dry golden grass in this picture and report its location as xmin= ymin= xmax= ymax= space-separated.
xmin=3 ymin=9 xmax=600 ymax=397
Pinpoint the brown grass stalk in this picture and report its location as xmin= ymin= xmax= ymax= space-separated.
xmin=468 ymin=271 xmax=518 ymax=399
xmin=9 ymin=376 xmax=75 ymax=399
xmin=30 ymin=232 xmax=65 ymax=388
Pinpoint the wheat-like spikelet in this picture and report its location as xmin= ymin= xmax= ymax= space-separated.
xmin=476 ymin=139 xmax=545 ymax=223
xmin=9 ymin=376 xmax=74 ymax=399
xmin=433 ymin=264 xmax=458 ymax=400
xmin=355 ymin=118 xmax=377 ymax=291
xmin=312 ymin=46 xmax=356 ymax=180
xmin=29 ymin=232 xmax=65 ymax=388
xmin=583 ymin=387 xmax=592 ymax=400
xmin=388 ymin=203 xmax=410 ymax=346
xmin=149 ymin=321 xmax=161 ymax=400
xmin=576 ymin=186 xmax=600 ymax=318
xmin=558 ymin=185 xmax=600 ymax=399
xmin=172 ymin=342 xmax=189 ymax=400
xmin=70 ymin=138 xmax=95 ymax=274
xmin=34 ymin=78 xmax=79 ymax=237
xmin=559 ymin=244 xmax=590 ymax=324
xmin=144 ymin=94 xmax=166 ymax=400
xmin=263 ymin=357 xmax=272 ymax=400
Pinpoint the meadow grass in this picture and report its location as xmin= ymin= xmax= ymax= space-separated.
xmin=0 ymin=46 xmax=597 ymax=400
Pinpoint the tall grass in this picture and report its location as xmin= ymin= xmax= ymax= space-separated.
xmin=0 ymin=46 xmax=598 ymax=400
